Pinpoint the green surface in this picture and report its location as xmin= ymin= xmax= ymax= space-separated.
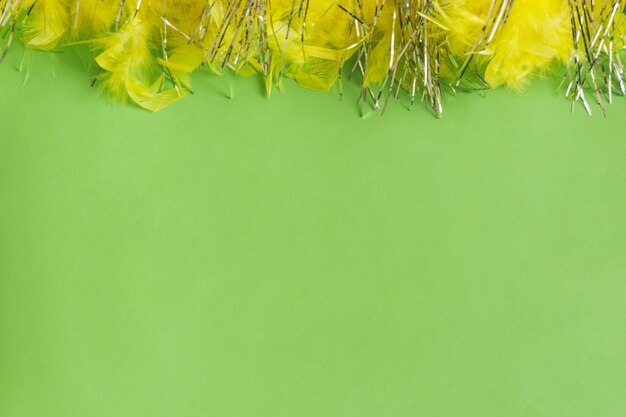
xmin=1 ymin=47 xmax=626 ymax=417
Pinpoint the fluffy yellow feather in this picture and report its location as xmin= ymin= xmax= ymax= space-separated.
xmin=22 ymin=0 xmax=71 ymax=49
xmin=484 ymin=0 xmax=571 ymax=88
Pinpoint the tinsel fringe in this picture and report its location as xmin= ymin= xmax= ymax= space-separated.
xmin=1 ymin=0 xmax=625 ymax=115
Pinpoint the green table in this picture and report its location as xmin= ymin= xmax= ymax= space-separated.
xmin=1 ymin=46 xmax=625 ymax=417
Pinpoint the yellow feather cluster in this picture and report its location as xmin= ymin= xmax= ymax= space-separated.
xmin=441 ymin=0 xmax=572 ymax=88
xmin=1 ymin=0 xmax=624 ymax=113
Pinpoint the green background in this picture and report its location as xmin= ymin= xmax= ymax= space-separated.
xmin=1 ymin=45 xmax=625 ymax=417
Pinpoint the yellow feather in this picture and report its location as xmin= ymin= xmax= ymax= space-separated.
xmin=484 ymin=0 xmax=571 ymax=88
xmin=22 ymin=0 xmax=70 ymax=49
xmin=70 ymin=0 xmax=118 ymax=38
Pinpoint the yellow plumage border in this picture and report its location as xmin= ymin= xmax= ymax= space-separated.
xmin=1 ymin=0 xmax=625 ymax=115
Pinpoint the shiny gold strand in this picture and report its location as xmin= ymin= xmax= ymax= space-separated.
xmin=565 ymin=0 xmax=626 ymax=115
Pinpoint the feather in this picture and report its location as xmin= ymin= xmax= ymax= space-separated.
xmin=22 ymin=0 xmax=71 ymax=49
xmin=95 ymin=15 xmax=185 ymax=110
xmin=484 ymin=0 xmax=571 ymax=88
